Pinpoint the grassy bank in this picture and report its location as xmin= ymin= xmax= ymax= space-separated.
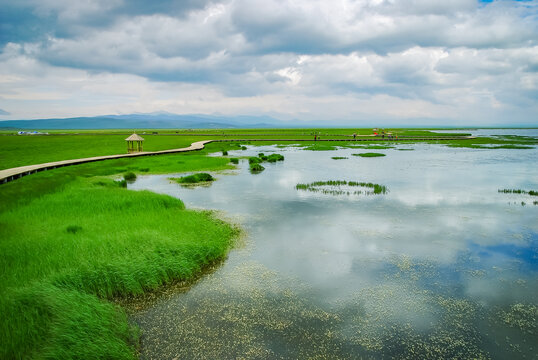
xmin=0 ymin=152 xmax=239 ymax=359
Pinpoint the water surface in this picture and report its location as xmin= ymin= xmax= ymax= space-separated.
xmin=128 ymin=142 xmax=537 ymax=359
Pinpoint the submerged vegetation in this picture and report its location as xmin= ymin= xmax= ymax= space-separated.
xmin=174 ymin=172 xmax=215 ymax=184
xmin=331 ymin=156 xmax=348 ymax=160
xmin=296 ymin=180 xmax=388 ymax=195
xmin=352 ymin=152 xmax=386 ymax=157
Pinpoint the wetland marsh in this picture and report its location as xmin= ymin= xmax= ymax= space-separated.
xmin=127 ymin=141 xmax=538 ymax=359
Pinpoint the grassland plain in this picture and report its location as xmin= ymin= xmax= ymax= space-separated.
xmin=0 ymin=149 xmax=239 ymax=359
xmin=2 ymin=128 xmax=537 ymax=170
xmin=1 ymin=128 xmax=536 ymax=359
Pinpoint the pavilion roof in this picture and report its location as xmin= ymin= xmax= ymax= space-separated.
xmin=125 ymin=133 xmax=145 ymax=141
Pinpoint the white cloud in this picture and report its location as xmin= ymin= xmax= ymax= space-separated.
xmin=0 ymin=0 xmax=537 ymax=124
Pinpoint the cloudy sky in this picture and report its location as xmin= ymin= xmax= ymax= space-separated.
xmin=0 ymin=0 xmax=537 ymax=126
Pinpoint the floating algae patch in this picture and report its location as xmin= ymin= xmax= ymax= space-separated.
xmin=495 ymin=303 xmax=537 ymax=335
xmin=296 ymin=180 xmax=388 ymax=196
xmin=128 ymin=258 xmax=523 ymax=359
xmin=129 ymin=262 xmax=351 ymax=359
xmin=333 ymin=285 xmax=490 ymax=359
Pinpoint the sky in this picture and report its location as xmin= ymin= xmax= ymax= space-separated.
xmin=0 ymin=0 xmax=537 ymax=126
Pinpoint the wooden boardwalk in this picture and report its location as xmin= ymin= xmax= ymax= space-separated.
xmin=0 ymin=140 xmax=212 ymax=185
xmin=0 ymin=136 xmax=475 ymax=185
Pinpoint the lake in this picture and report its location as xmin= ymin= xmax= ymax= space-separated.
xmin=128 ymin=141 xmax=537 ymax=359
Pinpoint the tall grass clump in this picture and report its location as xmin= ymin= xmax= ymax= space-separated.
xmin=249 ymin=157 xmax=261 ymax=164
xmin=230 ymin=158 xmax=239 ymax=164
xmin=266 ymin=154 xmax=285 ymax=162
xmin=123 ymin=172 xmax=137 ymax=181
xmin=249 ymin=163 xmax=265 ymax=173
xmin=174 ymin=173 xmax=215 ymax=184
xmin=0 ymin=179 xmax=239 ymax=359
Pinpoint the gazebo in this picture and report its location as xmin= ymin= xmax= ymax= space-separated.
xmin=125 ymin=133 xmax=144 ymax=153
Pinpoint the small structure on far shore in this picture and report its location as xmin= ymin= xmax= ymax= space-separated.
xmin=125 ymin=133 xmax=144 ymax=153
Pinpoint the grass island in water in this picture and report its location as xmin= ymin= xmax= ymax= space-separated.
xmin=296 ymin=180 xmax=388 ymax=196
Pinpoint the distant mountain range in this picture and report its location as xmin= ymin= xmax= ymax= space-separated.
xmin=0 ymin=113 xmax=300 ymax=130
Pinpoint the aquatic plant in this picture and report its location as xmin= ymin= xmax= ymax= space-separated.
xmin=266 ymin=154 xmax=284 ymax=162
xmin=241 ymin=146 xmax=247 ymax=150
xmin=296 ymin=180 xmax=387 ymax=195
xmin=249 ymin=163 xmax=265 ymax=173
xmin=498 ymin=189 xmax=538 ymax=196
xmin=222 ymin=150 xmax=228 ymax=156
xmin=175 ymin=173 xmax=215 ymax=184
xmin=249 ymin=157 xmax=261 ymax=164
xmin=230 ymin=158 xmax=239 ymax=164
xmin=123 ymin=172 xmax=136 ymax=181
xmin=331 ymin=157 xmax=348 ymax=160
xmin=352 ymin=153 xmax=386 ymax=157
xmin=248 ymin=153 xmax=284 ymax=168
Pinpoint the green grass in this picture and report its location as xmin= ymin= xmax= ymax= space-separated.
xmin=230 ymin=158 xmax=239 ymax=164
xmin=246 ymin=152 xmax=284 ymax=172
xmin=249 ymin=163 xmax=265 ymax=173
xmin=249 ymin=156 xmax=261 ymax=164
xmin=352 ymin=152 xmax=386 ymax=157
xmin=123 ymin=171 xmax=137 ymax=181
xmin=266 ymin=153 xmax=285 ymax=162
xmin=174 ymin=173 xmax=215 ymax=184
xmin=0 ymin=151 xmax=239 ymax=359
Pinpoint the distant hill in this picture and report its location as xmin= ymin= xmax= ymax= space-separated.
xmin=0 ymin=113 xmax=295 ymax=130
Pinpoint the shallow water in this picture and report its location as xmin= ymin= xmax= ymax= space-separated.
xmin=128 ymin=142 xmax=537 ymax=359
